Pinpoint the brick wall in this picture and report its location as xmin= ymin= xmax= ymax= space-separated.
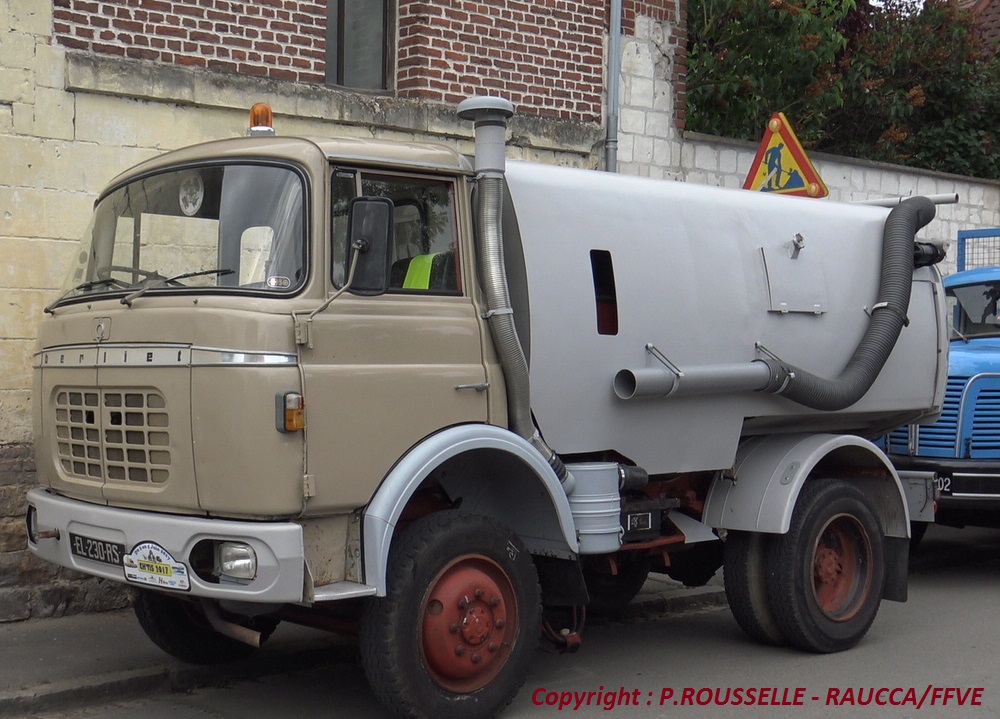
xmin=52 ymin=0 xmax=327 ymax=83
xmin=50 ymin=0 xmax=685 ymax=125
xmin=397 ymin=0 xmax=605 ymax=121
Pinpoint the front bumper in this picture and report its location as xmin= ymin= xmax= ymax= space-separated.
xmin=26 ymin=488 xmax=306 ymax=603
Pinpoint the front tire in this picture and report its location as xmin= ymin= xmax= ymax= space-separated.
xmin=765 ymin=479 xmax=885 ymax=653
xmin=360 ymin=512 xmax=541 ymax=719
xmin=134 ymin=590 xmax=277 ymax=664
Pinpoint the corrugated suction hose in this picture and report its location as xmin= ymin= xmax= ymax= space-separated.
xmin=774 ymin=196 xmax=936 ymax=411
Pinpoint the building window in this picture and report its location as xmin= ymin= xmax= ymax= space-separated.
xmin=326 ymin=0 xmax=389 ymax=90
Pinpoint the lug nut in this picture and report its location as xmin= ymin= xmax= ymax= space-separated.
xmin=495 ymin=619 xmax=505 ymax=629
xmin=458 ymin=599 xmax=468 ymax=610
xmin=488 ymin=643 xmax=498 ymax=653
xmin=490 ymin=596 xmax=500 ymax=607
xmin=472 ymin=653 xmax=482 ymax=664
xmin=455 ymin=646 xmax=465 ymax=656
xmin=449 ymin=623 xmax=459 ymax=634
xmin=475 ymin=588 xmax=484 ymax=599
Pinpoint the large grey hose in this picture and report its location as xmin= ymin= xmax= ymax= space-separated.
xmin=774 ymin=196 xmax=936 ymax=410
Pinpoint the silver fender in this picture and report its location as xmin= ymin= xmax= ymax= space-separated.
xmin=703 ymin=433 xmax=910 ymax=538
xmin=362 ymin=424 xmax=579 ymax=595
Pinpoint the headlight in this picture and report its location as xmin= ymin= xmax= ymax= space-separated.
xmin=217 ymin=542 xmax=257 ymax=580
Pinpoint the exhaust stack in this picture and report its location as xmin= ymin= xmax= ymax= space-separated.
xmin=457 ymin=97 xmax=575 ymax=494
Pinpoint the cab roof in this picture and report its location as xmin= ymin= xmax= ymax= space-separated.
xmin=101 ymin=135 xmax=472 ymax=195
xmin=945 ymin=266 xmax=1000 ymax=288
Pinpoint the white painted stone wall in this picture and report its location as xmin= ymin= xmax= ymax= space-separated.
xmin=616 ymin=16 xmax=1000 ymax=277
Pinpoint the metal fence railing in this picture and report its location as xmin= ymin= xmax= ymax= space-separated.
xmin=957 ymin=228 xmax=1000 ymax=272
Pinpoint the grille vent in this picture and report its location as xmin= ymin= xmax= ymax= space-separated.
xmin=55 ymin=389 xmax=170 ymax=483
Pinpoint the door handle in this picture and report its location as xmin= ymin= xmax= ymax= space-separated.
xmin=455 ymin=382 xmax=491 ymax=392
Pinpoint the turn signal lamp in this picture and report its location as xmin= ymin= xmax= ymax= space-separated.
xmin=276 ymin=392 xmax=305 ymax=433
xmin=248 ymin=102 xmax=276 ymax=136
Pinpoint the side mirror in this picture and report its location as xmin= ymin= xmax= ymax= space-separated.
xmin=345 ymin=197 xmax=393 ymax=296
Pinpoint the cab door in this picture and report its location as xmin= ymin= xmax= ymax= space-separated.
xmin=300 ymin=169 xmax=489 ymax=513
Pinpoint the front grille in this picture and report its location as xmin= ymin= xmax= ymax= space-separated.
xmin=55 ymin=389 xmax=171 ymax=484
xmin=888 ymin=376 xmax=965 ymax=457
xmin=971 ymin=386 xmax=1000 ymax=457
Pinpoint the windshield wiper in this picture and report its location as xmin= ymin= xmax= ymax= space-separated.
xmin=43 ymin=278 xmax=126 ymax=314
xmin=121 ymin=268 xmax=235 ymax=307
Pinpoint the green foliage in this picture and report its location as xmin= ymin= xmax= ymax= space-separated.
xmin=686 ymin=0 xmax=1000 ymax=179
xmin=829 ymin=0 xmax=1000 ymax=178
xmin=687 ymin=0 xmax=856 ymax=144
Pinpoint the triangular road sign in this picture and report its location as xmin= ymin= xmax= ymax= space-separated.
xmin=743 ymin=112 xmax=828 ymax=198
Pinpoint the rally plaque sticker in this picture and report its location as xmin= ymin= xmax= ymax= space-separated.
xmin=124 ymin=541 xmax=190 ymax=591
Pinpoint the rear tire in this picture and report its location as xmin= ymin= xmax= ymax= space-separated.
xmin=134 ymin=590 xmax=277 ymax=664
xmin=765 ymin=479 xmax=885 ymax=653
xmin=723 ymin=531 xmax=785 ymax=645
xmin=360 ymin=512 xmax=541 ymax=719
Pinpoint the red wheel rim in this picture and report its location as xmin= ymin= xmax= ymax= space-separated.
xmin=810 ymin=513 xmax=873 ymax=621
xmin=418 ymin=554 xmax=518 ymax=693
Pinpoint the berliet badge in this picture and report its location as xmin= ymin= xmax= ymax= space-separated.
xmin=93 ymin=317 xmax=111 ymax=341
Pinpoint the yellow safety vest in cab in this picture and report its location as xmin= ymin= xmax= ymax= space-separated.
xmin=391 ymin=253 xmax=457 ymax=291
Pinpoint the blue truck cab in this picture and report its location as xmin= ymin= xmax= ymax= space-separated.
xmin=888 ymin=267 xmax=1000 ymax=528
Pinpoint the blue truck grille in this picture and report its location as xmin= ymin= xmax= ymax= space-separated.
xmin=971 ymin=386 xmax=1000 ymax=456
xmin=888 ymin=377 xmax=965 ymax=457
xmin=890 ymin=376 xmax=1000 ymax=459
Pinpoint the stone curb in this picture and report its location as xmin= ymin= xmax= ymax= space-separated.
xmin=632 ymin=585 xmax=728 ymax=618
xmin=0 ymin=642 xmax=357 ymax=718
xmin=0 ymin=587 xmax=728 ymax=716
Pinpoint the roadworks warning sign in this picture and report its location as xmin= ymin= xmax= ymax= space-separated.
xmin=743 ymin=113 xmax=828 ymax=198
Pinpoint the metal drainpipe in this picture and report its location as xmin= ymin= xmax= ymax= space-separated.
xmin=605 ymin=0 xmax=622 ymax=173
xmin=457 ymin=97 xmax=575 ymax=494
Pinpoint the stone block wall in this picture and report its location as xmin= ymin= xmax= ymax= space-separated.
xmin=0 ymin=442 xmax=133 ymax=620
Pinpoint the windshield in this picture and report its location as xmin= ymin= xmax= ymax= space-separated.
xmin=948 ymin=281 xmax=1000 ymax=340
xmin=56 ymin=163 xmax=306 ymax=306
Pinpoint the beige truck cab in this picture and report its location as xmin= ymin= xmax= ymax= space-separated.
xmin=27 ymin=98 xmax=947 ymax=718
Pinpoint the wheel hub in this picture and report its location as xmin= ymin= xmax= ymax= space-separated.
xmin=814 ymin=546 xmax=842 ymax=585
xmin=811 ymin=514 xmax=872 ymax=622
xmin=420 ymin=556 xmax=516 ymax=692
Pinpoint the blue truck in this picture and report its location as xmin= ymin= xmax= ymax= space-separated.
xmin=887 ymin=266 xmax=1000 ymax=533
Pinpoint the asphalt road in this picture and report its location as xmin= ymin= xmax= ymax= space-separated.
xmin=28 ymin=523 xmax=1000 ymax=719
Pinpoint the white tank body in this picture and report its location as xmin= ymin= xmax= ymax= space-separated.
xmin=502 ymin=162 xmax=947 ymax=475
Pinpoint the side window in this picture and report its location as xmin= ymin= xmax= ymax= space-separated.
xmin=332 ymin=171 xmax=461 ymax=294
